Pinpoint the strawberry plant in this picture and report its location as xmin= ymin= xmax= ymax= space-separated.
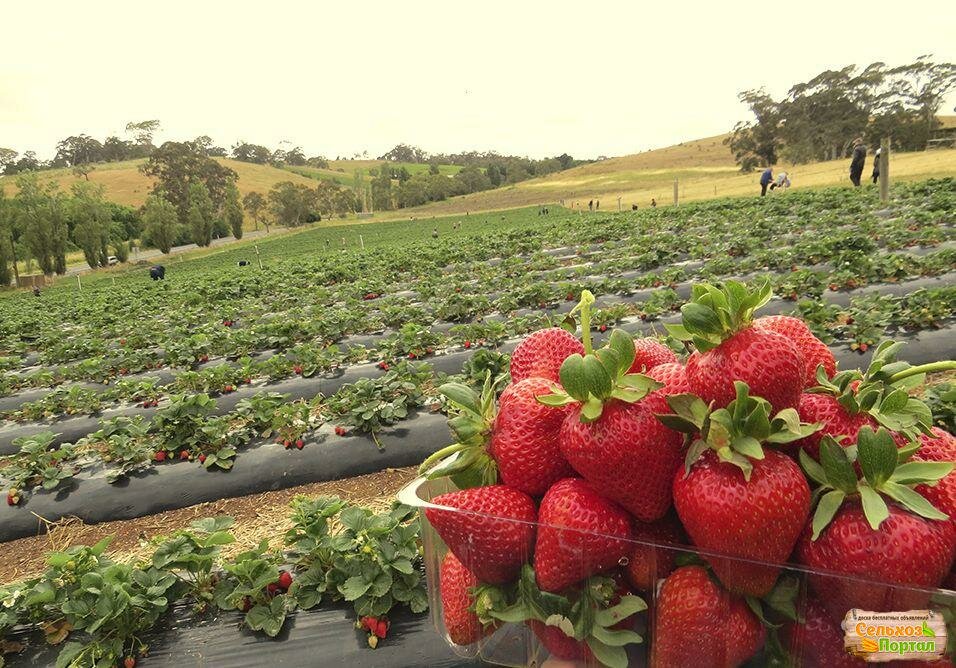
xmin=285 ymin=498 xmax=428 ymax=621
xmin=150 ymin=516 xmax=236 ymax=611
xmin=1 ymin=432 xmax=77 ymax=500
xmin=213 ymin=539 xmax=294 ymax=637
xmin=151 ymin=393 xmax=217 ymax=456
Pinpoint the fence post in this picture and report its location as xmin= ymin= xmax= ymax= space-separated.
xmin=255 ymin=244 xmax=263 ymax=270
xmin=673 ymin=179 xmax=679 ymax=206
xmin=76 ymin=275 xmax=82 ymax=292
xmin=359 ymin=235 xmax=365 ymax=250
xmin=879 ymin=136 xmax=890 ymax=203
xmin=617 ymin=197 xmax=622 ymax=212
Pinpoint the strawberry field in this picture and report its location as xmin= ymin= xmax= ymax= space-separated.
xmin=0 ymin=179 xmax=955 ymax=667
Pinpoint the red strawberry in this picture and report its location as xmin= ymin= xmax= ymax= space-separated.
xmin=755 ymin=314 xmax=837 ymax=386
xmin=674 ymin=281 xmax=804 ymax=414
xmin=528 ymin=620 xmax=589 ymax=661
xmin=277 ymin=571 xmax=293 ymax=590
xmin=560 ymin=394 xmax=683 ymax=522
xmin=490 ymin=377 xmax=575 ymax=496
xmin=534 ymin=478 xmax=632 ymax=592
xmin=686 ymin=325 xmax=803 ymax=414
xmin=293 ymin=365 xmax=303 ymax=374
xmin=627 ymin=337 xmax=677 ymax=373
xmin=153 ymin=451 xmax=166 ymax=462
xmin=463 ymin=340 xmax=472 ymax=349
xmin=124 ymin=657 xmax=137 ymax=668
xmin=266 ymin=583 xmax=282 ymax=597
xmin=198 ymin=454 xmax=207 ymax=464
xmin=624 ymin=512 xmax=686 ymax=592
xmin=440 ymin=552 xmax=498 ymax=645
xmin=798 ymin=501 xmax=955 ymax=621
xmin=510 ymin=327 xmax=584 ymax=384
xmin=295 ymin=438 xmax=305 ymax=449
xmin=912 ymin=427 xmax=956 ymax=526
xmin=6 ymin=489 xmax=19 ymax=506
xmin=425 ymin=485 xmax=536 ymax=584
xmin=646 ymin=362 xmax=689 ymax=395
xmin=675 ymin=449 xmax=809 ymax=596
xmin=241 ymin=596 xmax=253 ymax=612
xmin=665 ymin=385 xmax=815 ymax=596
xmin=283 ymin=439 xmax=292 ymax=449
xmin=783 ymin=598 xmax=865 ymax=668
xmin=792 ymin=393 xmax=876 ymax=461
xmin=179 ymin=450 xmax=190 ymax=460
xmin=651 ymin=566 xmax=765 ymax=668
xmin=334 ymin=426 xmax=347 ymax=436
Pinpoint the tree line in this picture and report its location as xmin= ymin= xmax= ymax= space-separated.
xmin=727 ymin=56 xmax=956 ymax=171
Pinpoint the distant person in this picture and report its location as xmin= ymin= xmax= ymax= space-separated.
xmin=759 ymin=167 xmax=773 ymax=196
xmin=849 ymin=138 xmax=866 ymax=187
xmin=596 ymin=200 xmax=600 ymax=210
xmin=770 ymin=171 xmax=790 ymax=191
xmin=32 ymin=286 xmax=41 ymax=297
xmin=432 ymin=228 xmax=438 ymax=239
xmin=149 ymin=265 xmax=166 ymax=281
xmin=871 ymin=147 xmax=881 ymax=184
xmin=650 ymin=198 xmax=657 ymax=207
xmin=631 ymin=204 xmax=638 ymax=210
xmin=588 ymin=199 xmax=594 ymax=211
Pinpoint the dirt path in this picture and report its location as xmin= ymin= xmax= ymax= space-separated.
xmin=0 ymin=466 xmax=419 ymax=584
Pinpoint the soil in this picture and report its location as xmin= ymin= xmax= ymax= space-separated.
xmin=0 ymin=466 xmax=419 ymax=585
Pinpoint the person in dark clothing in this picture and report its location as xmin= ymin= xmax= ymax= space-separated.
xmin=650 ymin=198 xmax=657 ymax=207
xmin=871 ymin=147 xmax=881 ymax=184
xmin=849 ymin=138 xmax=866 ymax=187
xmin=32 ymin=286 xmax=41 ymax=297
xmin=759 ymin=167 xmax=773 ymax=196
xmin=588 ymin=199 xmax=594 ymax=211
xmin=149 ymin=265 xmax=166 ymax=281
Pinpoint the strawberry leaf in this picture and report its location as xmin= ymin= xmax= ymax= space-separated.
xmin=559 ymin=354 xmax=590 ymax=402
xmin=595 ymin=595 xmax=648 ymax=627
xmin=811 ymin=489 xmax=846 ymax=540
xmin=799 ymin=449 xmax=829 ymax=487
xmin=889 ymin=461 xmax=954 ymax=485
xmin=857 ymin=428 xmax=898 ymax=489
xmin=880 ymin=481 xmax=950 ymax=521
xmin=819 ymin=438 xmax=858 ymax=495
xmin=586 ymin=638 xmax=628 ymax=668
xmin=858 ymin=485 xmax=890 ymax=531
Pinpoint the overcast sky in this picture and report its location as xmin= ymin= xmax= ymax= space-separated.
xmin=3 ymin=1 xmax=955 ymax=161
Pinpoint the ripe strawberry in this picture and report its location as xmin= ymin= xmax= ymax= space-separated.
xmin=293 ymin=365 xmax=303 ymax=375
xmin=624 ymin=512 xmax=686 ymax=592
xmin=673 ymin=281 xmax=804 ymax=414
xmin=283 ymin=439 xmax=292 ymax=449
xmin=425 ymin=485 xmax=536 ymax=584
xmin=153 ymin=451 xmax=166 ymax=462
xmin=675 ymin=448 xmax=810 ymax=596
xmin=598 ymin=324 xmax=607 ymax=332
xmin=755 ymin=314 xmax=837 ymax=387
xmin=782 ymin=598 xmax=865 ymax=668
xmin=651 ymin=566 xmax=765 ymax=668
xmin=534 ymin=478 xmax=632 ymax=592
xmin=277 ymin=571 xmax=293 ymax=590
xmin=124 ymin=657 xmax=136 ymax=668
xmin=463 ymin=340 xmax=472 ymax=349
xmin=627 ymin=337 xmax=677 ymax=373
xmin=664 ymin=384 xmax=815 ymax=596
xmin=334 ymin=426 xmax=347 ymax=436
xmin=179 ymin=450 xmax=190 ymax=461
xmin=490 ymin=377 xmax=575 ymax=496
xmin=198 ymin=454 xmax=207 ymax=464
xmin=240 ymin=596 xmax=253 ymax=612
xmin=440 ymin=552 xmax=498 ymax=645
xmin=797 ymin=429 xmax=956 ymax=621
xmin=295 ymin=439 xmax=305 ymax=449
xmin=799 ymin=501 xmax=954 ymax=621
xmin=646 ymin=362 xmax=689 ymax=395
xmin=510 ymin=327 xmax=584 ymax=384
xmin=528 ymin=620 xmax=589 ymax=661
xmin=560 ymin=394 xmax=683 ymax=522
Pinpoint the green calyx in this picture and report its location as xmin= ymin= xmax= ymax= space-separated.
xmin=537 ymin=329 xmax=662 ymax=423
xmin=800 ymin=426 xmax=953 ymax=540
xmin=665 ymin=279 xmax=773 ymax=353
xmin=659 ymin=381 xmax=820 ymax=481
xmin=479 ymin=565 xmax=647 ymax=668
xmin=418 ymin=373 xmax=498 ymax=489
xmin=809 ymin=340 xmax=947 ymax=443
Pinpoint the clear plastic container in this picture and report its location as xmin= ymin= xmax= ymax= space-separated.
xmin=399 ymin=475 xmax=955 ymax=667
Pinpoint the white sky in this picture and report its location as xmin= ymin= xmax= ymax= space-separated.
xmin=2 ymin=0 xmax=955 ymax=161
